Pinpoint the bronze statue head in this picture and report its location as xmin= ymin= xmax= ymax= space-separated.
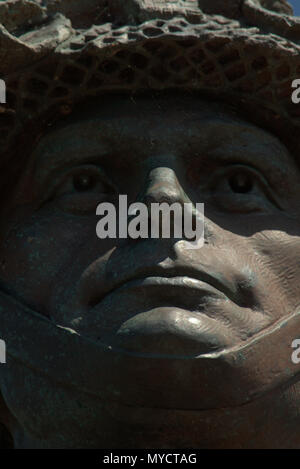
xmin=1 ymin=0 xmax=300 ymax=448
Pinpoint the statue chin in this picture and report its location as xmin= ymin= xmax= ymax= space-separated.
xmin=2 ymin=352 xmax=300 ymax=449
xmin=2 ymin=288 xmax=300 ymax=448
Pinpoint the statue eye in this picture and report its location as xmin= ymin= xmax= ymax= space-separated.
xmin=73 ymin=174 xmax=97 ymax=192
xmin=44 ymin=165 xmax=118 ymax=215
xmin=52 ymin=165 xmax=116 ymax=197
xmin=210 ymin=165 xmax=279 ymax=213
xmin=228 ymin=172 xmax=254 ymax=194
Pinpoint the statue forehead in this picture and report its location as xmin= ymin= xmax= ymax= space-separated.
xmin=28 ymin=94 xmax=294 ymax=185
xmin=35 ymin=94 xmax=287 ymax=149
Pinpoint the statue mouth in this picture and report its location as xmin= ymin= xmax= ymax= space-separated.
xmin=97 ymin=273 xmax=228 ymax=308
xmin=73 ymin=257 xmax=266 ymax=356
xmin=80 ymin=260 xmax=245 ymax=311
xmin=93 ymin=272 xmax=229 ymax=305
xmin=87 ymin=275 xmax=232 ymax=356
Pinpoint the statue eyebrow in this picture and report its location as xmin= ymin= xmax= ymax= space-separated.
xmin=32 ymin=117 xmax=292 ymax=184
xmin=32 ymin=129 xmax=110 ymax=181
xmin=206 ymin=145 xmax=293 ymax=191
xmin=33 ymin=153 xmax=111 ymax=194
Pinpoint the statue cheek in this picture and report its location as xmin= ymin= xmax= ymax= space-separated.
xmin=253 ymin=232 xmax=300 ymax=299
xmin=0 ymin=213 xmax=79 ymax=311
xmin=0 ymin=207 xmax=114 ymax=318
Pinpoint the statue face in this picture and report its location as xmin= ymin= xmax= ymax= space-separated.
xmin=1 ymin=94 xmax=300 ymax=448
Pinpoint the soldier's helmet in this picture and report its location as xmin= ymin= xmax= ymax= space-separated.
xmin=0 ymin=0 xmax=299 ymax=169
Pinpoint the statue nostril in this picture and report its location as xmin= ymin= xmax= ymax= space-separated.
xmin=143 ymin=188 xmax=183 ymax=206
xmin=140 ymin=167 xmax=190 ymax=207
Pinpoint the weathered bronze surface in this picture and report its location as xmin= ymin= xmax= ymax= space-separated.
xmin=0 ymin=0 xmax=300 ymax=448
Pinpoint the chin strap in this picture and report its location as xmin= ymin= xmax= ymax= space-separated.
xmin=0 ymin=289 xmax=114 ymax=398
xmin=0 ymin=289 xmax=300 ymax=408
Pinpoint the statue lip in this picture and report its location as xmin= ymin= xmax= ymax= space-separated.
xmin=95 ymin=272 xmax=230 ymax=306
xmin=83 ymin=262 xmax=241 ymax=311
xmin=115 ymin=275 xmax=227 ymax=297
xmin=88 ymin=276 xmax=233 ymax=356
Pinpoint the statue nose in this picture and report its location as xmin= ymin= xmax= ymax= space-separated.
xmin=140 ymin=167 xmax=191 ymax=207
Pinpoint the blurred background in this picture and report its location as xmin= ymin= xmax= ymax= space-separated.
xmin=289 ymin=0 xmax=300 ymax=15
